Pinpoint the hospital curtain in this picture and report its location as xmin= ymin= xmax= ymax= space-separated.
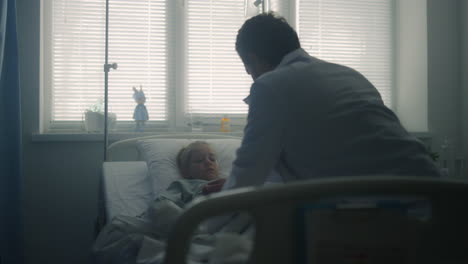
xmin=0 ymin=0 xmax=23 ymax=263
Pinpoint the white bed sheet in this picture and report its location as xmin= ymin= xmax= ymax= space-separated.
xmin=102 ymin=161 xmax=153 ymax=220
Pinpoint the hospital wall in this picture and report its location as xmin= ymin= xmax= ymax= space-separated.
xmin=427 ymin=0 xmax=464 ymax=176
xmin=462 ymin=1 xmax=468 ymax=184
xmin=15 ymin=0 xmax=467 ymax=264
xmin=17 ymin=1 xmax=103 ymax=263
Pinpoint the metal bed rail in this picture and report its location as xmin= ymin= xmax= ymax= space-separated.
xmin=164 ymin=176 xmax=468 ymax=264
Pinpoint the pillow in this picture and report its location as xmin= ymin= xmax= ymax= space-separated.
xmin=102 ymin=161 xmax=153 ymax=219
xmin=136 ymin=138 xmax=241 ymax=197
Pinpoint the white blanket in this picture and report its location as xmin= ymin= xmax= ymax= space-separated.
xmin=92 ymin=200 xmax=254 ymax=264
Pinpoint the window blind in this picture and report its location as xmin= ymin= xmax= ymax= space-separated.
xmin=298 ymin=0 xmax=393 ymax=106
xmin=46 ymin=0 xmax=394 ymax=129
xmin=185 ymin=0 xmax=252 ymax=115
xmin=50 ymin=0 xmax=168 ymax=122
xmin=270 ymin=0 xmax=291 ymax=22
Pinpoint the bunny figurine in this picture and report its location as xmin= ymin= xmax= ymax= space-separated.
xmin=133 ymin=85 xmax=149 ymax=132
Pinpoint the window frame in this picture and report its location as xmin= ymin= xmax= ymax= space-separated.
xmin=40 ymin=0 xmax=398 ymax=133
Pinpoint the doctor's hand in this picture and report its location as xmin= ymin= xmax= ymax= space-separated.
xmin=202 ymin=178 xmax=227 ymax=194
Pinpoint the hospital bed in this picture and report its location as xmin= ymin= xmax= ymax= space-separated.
xmin=98 ymin=133 xmax=468 ymax=264
xmin=99 ymin=133 xmax=243 ymax=223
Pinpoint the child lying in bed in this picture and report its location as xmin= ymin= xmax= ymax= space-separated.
xmin=156 ymin=141 xmax=227 ymax=208
xmin=93 ymin=141 xmax=235 ymax=263
xmin=177 ymin=141 xmax=226 ymax=193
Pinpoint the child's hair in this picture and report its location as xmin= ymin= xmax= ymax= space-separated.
xmin=176 ymin=141 xmax=211 ymax=177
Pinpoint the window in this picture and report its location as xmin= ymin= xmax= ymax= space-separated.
xmin=184 ymin=0 xmax=252 ymax=116
xmin=41 ymin=0 xmax=395 ymax=133
xmin=297 ymin=0 xmax=394 ymax=106
xmin=42 ymin=0 xmax=169 ymax=132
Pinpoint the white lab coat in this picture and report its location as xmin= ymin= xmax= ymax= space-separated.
xmin=224 ymin=48 xmax=440 ymax=190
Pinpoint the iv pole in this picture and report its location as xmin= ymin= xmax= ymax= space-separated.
xmin=103 ymin=0 xmax=117 ymax=161
xmin=96 ymin=0 xmax=118 ymax=238
xmin=246 ymin=0 xmax=267 ymax=16
xmin=253 ymin=0 xmax=267 ymax=13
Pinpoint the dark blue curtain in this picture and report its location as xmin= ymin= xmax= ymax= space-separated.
xmin=0 ymin=0 xmax=23 ymax=263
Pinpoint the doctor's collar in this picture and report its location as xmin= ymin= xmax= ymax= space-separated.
xmin=243 ymin=95 xmax=251 ymax=105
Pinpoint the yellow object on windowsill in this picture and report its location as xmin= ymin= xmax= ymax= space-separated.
xmin=220 ymin=115 xmax=231 ymax=132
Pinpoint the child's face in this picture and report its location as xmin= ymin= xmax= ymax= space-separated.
xmin=186 ymin=145 xmax=219 ymax=181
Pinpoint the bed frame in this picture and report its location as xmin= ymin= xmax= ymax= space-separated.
xmin=165 ymin=176 xmax=468 ymax=264
xmin=102 ymin=133 xmax=468 ymax=264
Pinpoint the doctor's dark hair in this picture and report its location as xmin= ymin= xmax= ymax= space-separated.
xmin=236 ymin=12 xmax=300 ymax=68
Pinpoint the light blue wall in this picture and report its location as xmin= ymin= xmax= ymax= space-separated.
xmin=17 ymin=1 xmax=103 ymax=263
xmin=16 ymin=0 xmax=467 ymax=263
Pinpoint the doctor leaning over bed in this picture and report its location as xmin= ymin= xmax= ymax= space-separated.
xmin=223 ymin=12 xmax=441 ymax=190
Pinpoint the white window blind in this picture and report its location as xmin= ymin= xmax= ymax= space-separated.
xmin=185 ymin=0 xmax=252 ymax=115
xmin=50 ymin=0 xmax=168 ymax=122
xmin=44 ymin=0 xmax=395 ymax=131
xmin=269 ymin=0 xmax=291 ymax=23
xmin=298 ymin=0 xmax=393 ymax=106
